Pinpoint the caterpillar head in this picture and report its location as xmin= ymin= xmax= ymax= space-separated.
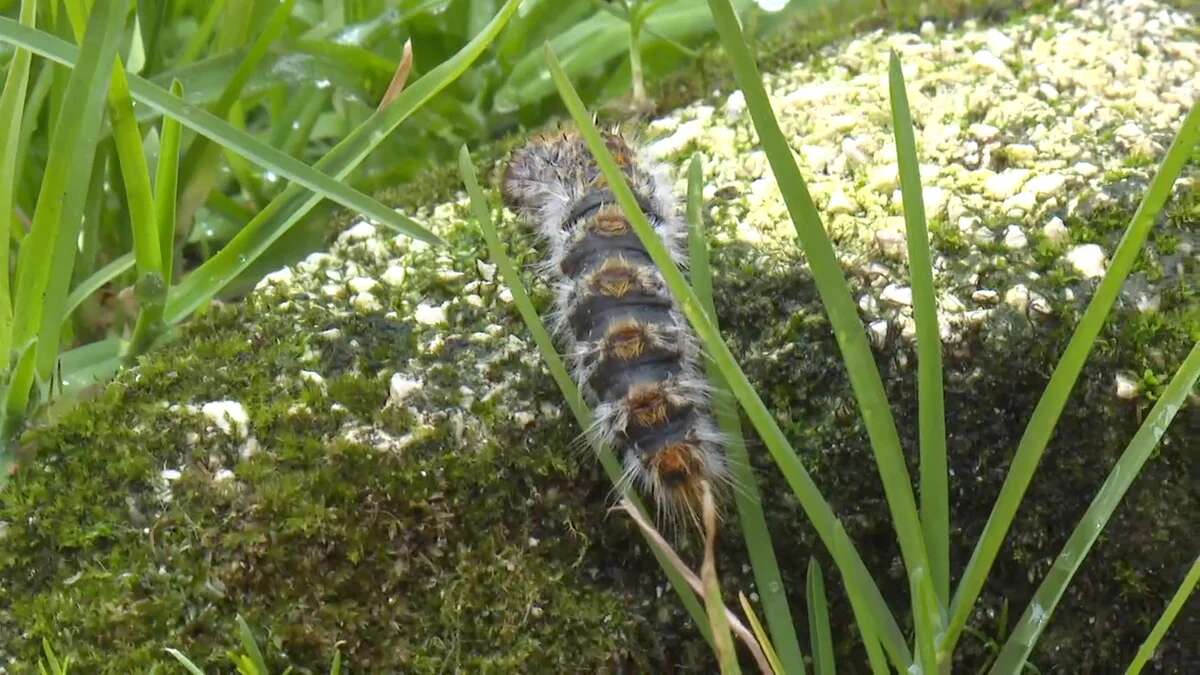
xmin=501 ymin=126 xmax=655 ymax=233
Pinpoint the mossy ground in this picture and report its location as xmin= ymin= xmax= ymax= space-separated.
xmin=0 ymin=179 xmax=1193 ymax=671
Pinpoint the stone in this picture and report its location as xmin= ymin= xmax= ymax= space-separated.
xmin=1042 ymin=217 xmax=1070 ymax=244
xmin=972 ymin=289 xmax=1000 ymax=304
xmin=1114 ymin=373 xmax=1140 ymax=399
xmin=1004 ymin=225 xmax=1029 ymax=250
xmin=881 ymin=284 xmax=914 ymax=306
xmin=985 ymin=170 xmax=1030 ymax=199
xmin=1066 ymin=244 xmax=1107 ymax=278
xmin=1025 ymin=173 xmax=1067 ymax=197
xmin=868 ymin=319 xmax=889 ymax=348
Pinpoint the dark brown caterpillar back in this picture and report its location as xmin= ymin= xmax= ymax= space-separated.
xmin=501 ymin=128 xmax=725 ymax=521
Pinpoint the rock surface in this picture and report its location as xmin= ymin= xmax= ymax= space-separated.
xmin=1 ymin=0 xmax=1196 ymax=671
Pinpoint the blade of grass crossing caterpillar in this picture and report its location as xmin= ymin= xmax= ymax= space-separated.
xmin=163 ymin=0 xmax=523 ymax=324
xmin=0 ymin=0 xmax=36 ymax=372
xmin=889 ymin=49 xmax=950 ymax=611
xmin=456 ymin=143 xmax=715 ymax=648
xmin=686 ymin=153 xmax=806 ymax=674
xmin=545 ymin=41 xmax=914 ymax=671
xmin=944 ymin=100 xmax=1200 ymax=655
xmin=1124 ymin=555 xmax=1200 ymax=675
xmin=989 ymin=342 xmax=1200 ymax=672
xmin=701 ymin=4 xmax=941 ymax=669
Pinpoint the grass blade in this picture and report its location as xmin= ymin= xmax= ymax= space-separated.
xmin=703 ymin=3 xmax=941 ymax=669
xmin=546 ymin=42 xmax=912 ymax=670
xmin=163 ymin=0 xmax=523 ymax=324
xmin=990 ymin=342 xmax=1200 ymax=672
xmin=1125 ymin=555 xmax=1200 ymax=675
xmin=106 ymin=57 xmax=168 ymax=360
xmin=457 ymin=143 xmax=715 ymax=647
xmin=0 ymin=0 xmax=35 ymax=372
xmin=4 ymin=0 xmax=128 ymax=442
xmin=236 ymin=615 xmax=270 ymax=675
xmin=0 ymin=15 xmax=438 ymax=245
xmin=164 ymin=648 xmax=207 ymax=675
xmin=687 ymin=153 xmax=806 ymax=674
xmin=806 ymin=558 xmax=835 ymax=675
xmin=889 ymin=49 xmax=950 ymax=610
xmin=833 ymin=520 xmax=892 ymax=675
xmin=944 ymin=100 xmax=1200 ymax=653
xmin=178 ymin=0 xmax=229 ymax=66
xmin=155 ymin=80 xmax=183 ymax=285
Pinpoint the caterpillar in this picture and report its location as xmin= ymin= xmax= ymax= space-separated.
xmin=501 ymin=127 xmax=727 ymax=524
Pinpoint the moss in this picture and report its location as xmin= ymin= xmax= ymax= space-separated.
xmin=0 ymin=177 xmax=1193 ymax=672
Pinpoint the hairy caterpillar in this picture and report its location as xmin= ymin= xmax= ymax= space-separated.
xmin=501 ymin=127 xmax=727 ymax=523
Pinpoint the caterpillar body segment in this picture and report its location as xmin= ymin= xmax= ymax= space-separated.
xmin=501 ymin=128 xmax=727 ymax=521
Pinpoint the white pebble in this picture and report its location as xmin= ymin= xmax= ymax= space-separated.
xmin=389 ymin=374 xmax=423 ymax=405
xmin=200 ymin=401 xmax=250 ymax=439
xmin=1114 ymin=373 xmax=1139 ymax=400
xmin=414 ymin=302 xmax=448 ymax=326
xmin=881 ymin=284 xmax=913 ymax=307
xmin=1004 ymin=225 xmax=1028 ymax=250
xmin=1042 ymin=217 xmax=1069 ymax=244
xmin=1066 ymin=244 xmax=1107 ymax=279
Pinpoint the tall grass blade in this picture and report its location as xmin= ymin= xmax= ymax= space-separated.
xmin=686 ymin=153 xmax=805 ymax=674
xmin=806 ymin=558 xmax=835 ymax=675
xmin=457 ymin=143 xmax=714 ymax=647
xmin=106 ymin=56 xmax=168 ymax=362
xmin=944 ymin=100 xmax=1200 ymax=653
xmin=0 ymin=0 xmax=35 ymax=372
xmin=155 ymin=80 xmax=183 ymax=285
xmin=4 ymin=0 xmax=127 ymax=442
xmin=546 ymin=42 xmax=913 ymax=671
xmin=889 ymin=49 xmax=950 ymax=610
xmin=833 ymin=520 xmax=891 ymax=675
xmin=990 ymin=342 xmax=1200 ymax=672
xmin=0 ymin=16 xmax=436 ymax=244
xmin=1125 ymin=555 xmax=1200 ymax=675
xmin=703 ymin=4 xmax=941 ymax=669
xmin=163 ymin=0 xmax=524 ymax=324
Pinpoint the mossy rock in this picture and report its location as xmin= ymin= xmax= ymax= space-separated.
xmin=2 ymin=0 xmax=1198 ymax=672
